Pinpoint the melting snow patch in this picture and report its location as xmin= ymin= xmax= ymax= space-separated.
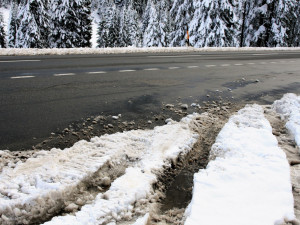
xmin=272 ymin=93 xmax=300 ymax=148
xmin=184 ymin=104 xmax=294 ymax=225
xmin=0 ymin=114 xmax=200 ymax=224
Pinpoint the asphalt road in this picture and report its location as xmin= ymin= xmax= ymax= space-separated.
xmin=1 ymin=50 xmax=300 ymax=150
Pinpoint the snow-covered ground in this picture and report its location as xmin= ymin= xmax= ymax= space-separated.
xmin=0 ymin=114 xmax=200 ymax=224
xmin=1 ymin=94 xmax=300 ymax=225
xmin=273 ymin=93 xmax=300 ymax=148
xmin=184 ymin=104 xmax=295 ymax=225
xmin=0 ymin=47 xmax=300 ymax=56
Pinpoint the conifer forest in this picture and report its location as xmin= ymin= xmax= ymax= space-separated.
xmin=0 ymin=0 xmax=299 ymax=48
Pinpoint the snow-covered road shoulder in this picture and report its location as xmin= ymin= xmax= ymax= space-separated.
xmin=273 ymin=93 xmax=300 ymax=148
xmin=0 ymin=114 xmax=200 ymax=225
xmin=184 ymin=104 xmax=295 ymax=225
xmin=1 ymin=47 xmax=300 ymax=56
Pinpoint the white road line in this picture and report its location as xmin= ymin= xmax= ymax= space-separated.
xmin=290 ymin=61 xmax=296 ymax=63
xmin=168 ymin=67 xmax=180 ymax=69
xmin=148 ymin=55 xmax=202 ymax=58
xmin=221 ymin=64 xmax=230 ymax=67
xmin=252 ymin=53 xmax=278 ymax=56
xmin=87 ymin=71 xmax=107 ymax=74
xmin=206 ymin=65 xmax=216 ymax=67
xmin=119 ymin=70 xmax=136 ymax=72
xmin=54 ymin=73 xmax=75 ymax=76
xmin=11 ymin=75 xmax=35 ymax=79
xmin=247 ymin=63 xmax=255 ymax=65
xmin=234 ymin=64 xmax=243 ymax=66
xmin=0 ymin=60 xmax=41 ymax=63
xmin=270 ymin=62 xmax=276 ymax=64
xmin=187 ymin=66 xmax=199 ymax=68
xmin=144 ymin=68 xmax=159 ymax=71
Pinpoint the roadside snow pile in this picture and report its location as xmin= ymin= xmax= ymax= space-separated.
xmin=0 ymin=114 xmax=200 ymax=225
xmin=185 ymin=104 xmax=295 ymax=225
xmin=1 ymin=47 xmax=300 ymax=56
xmin=273 ymin=93 xmax=300 ymax=148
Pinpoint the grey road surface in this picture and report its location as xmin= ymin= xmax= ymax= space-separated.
xmin=0 ymin=51 xmax=300 ymax=150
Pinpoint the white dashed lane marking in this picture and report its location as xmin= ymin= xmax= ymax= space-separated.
xmin=168 ymin=67 xmax=180 ymax=69
xmin=87 ymin=71 xmax=107 ymax=74
xmin=0 ymin=60 xmax=41 ymax=63
xmin=10 ymin=76 xmax=35 ymax=79
xmin=187 ymin=66 xmax=199 ymax=68
xmin=205 ymin=65 xmax=216 ymax=67
xmin=119 ymin=70 xmax=136 ymax=73
xmin=54 ymin=73 xmax=75 ymax=76
xmin=221 ymin=64 xmax=230 ymax=67
xmin=144 ymin=68 xmax=159 ymax=71
xmin=234 ymin=64 xmax=243 ymax=66
xmin=247 ymin=63 xmax=255 ymax=65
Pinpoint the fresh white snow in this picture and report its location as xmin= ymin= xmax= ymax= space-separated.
xmin=272 ymin=93 xmax=300 ymax=148
xmin=0 ymin=47 xmax=300 ymax=56
xmin=184 ymin=104 xmax=295 ymax=225
xmin=0 ymin=114 xmax=200 ymax=224
xmin=0 ymin=7 xmax=10 ymax=33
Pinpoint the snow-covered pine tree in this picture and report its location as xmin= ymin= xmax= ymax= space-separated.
xmin=49 ymin=0 xmax=92 ymax=48
xmin=143 ymin=0 xmax=170 ymax=47
xmin=77 ymin=0 xmax=92 ymax=47
xmin=7 ymin=1 xmax=19 ymax=47
xmin=97 ymin=1 xmax=116 ymax=48
xmin=15 ymin=0 xmax=50 ymax=48
xmin=268 ymin=0 xmax=298 ymax=47
xmin=0 ymin=12 xmax=6 ymax=48
xmin=106 ymin=9 xmax=121 ymax=47
xmin=293 ymin=2 xmax=300 ymax=46
xmin=169 ymin=0 xmax=193 ymax=47
xmin=143 ymin=0 xmax=160 ymax=46
xmin=189 ymin=0 xmax=239 ymax=47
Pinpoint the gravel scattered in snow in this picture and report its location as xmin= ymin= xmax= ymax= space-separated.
xmin=272 ymin=93 xmax=300 ymax=148
xmin=184 ymin=104 xmax=295 ymax=225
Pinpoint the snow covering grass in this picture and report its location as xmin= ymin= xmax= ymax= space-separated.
xmin=0 ymin=47 xmax=300 ymax=56
xmin=184 ymin=104 xmax=295 ymax=225
xmin=273 ymin=93 xmax=300 ymax=148
xmin=0 ymin=114 xmax=199 ymax=224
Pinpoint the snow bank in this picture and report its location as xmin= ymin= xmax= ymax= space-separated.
xmin=0 ymin=114 xmax=200 ymax=224
xmin=185 ymin=104 xmax=294 ymax=225
xmin=1 ymin=47 xmax=300 ymax=56
xmin=42 ymin=115 xmax=199 ymax=225
xmin=272 ymin=93 xmax=300 ymax=148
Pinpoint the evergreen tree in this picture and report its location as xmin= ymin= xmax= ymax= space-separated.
xmin=0 ymin=12 xmax=6 ymax=48
xmin=97 ymin=1 xmax=115 ymax=48
xmin=189 ymin=0 xmax=238 ymax=47
xmin=143 ymin=0 xmax=170 ymax=47
xmin=169 ymin=0 xmax=193 ymax=47
xmin=15 ymin=0 xmax=50 ymax=48
xmin=7 ymin=1 xmax=19 ymax=47
xmin=49 ymin=0 xmax=92 ymax=48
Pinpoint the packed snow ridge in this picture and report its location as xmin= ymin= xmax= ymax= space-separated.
xmin=1 ymin=47 xmax=300 ymax=56
xmin=185 ymin=104 xmax=295 ymax=225
xmin=0 ymin=114 xmax=200 ymax=224
xmin=273 ymin=93 xmax=300 ymax=148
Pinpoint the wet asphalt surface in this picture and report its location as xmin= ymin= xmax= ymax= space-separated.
xmin=0 ymin=50 xmax=300 ymax=151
